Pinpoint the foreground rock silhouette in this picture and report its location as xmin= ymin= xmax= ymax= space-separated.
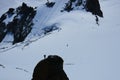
xmin=32 ymin=55 xmax=69 ymax=80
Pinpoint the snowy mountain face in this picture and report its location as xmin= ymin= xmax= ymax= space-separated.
xmin=0 ymin=0 xmax=103 ymax=50
xmin=0 ymin=0 xmax=120 ymax=80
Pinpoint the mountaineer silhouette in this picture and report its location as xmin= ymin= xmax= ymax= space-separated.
xmin=32 ymin=55 xmax=69 ymax=80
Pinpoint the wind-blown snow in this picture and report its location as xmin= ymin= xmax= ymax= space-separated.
xmin=0 ymin=0 xmax=120 ymax=80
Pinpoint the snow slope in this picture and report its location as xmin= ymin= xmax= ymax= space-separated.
xmin=0 ymin=0 xmax=68 ymax=50
xmin=0 ymin=0 xmax=120 ymax=80
xmin=28 ymin=0 xmax=68 ymax=38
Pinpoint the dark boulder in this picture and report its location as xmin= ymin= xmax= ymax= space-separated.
xmin=85 ymin=0 xmax=103 ymax=17
xmin=45 ymin=2 xmax=55 ymax=8
xmin=32 ymin=55 xmax=69 ymax=80
xmin=7 ymin=8 xmax=15 ymax=16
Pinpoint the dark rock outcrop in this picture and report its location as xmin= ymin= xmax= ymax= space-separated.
xmin=0 ymin=22 xmax=7 ymax=42
xmin=85 ymin=0 xmax=103 ymax=17
xmin=45 ymin=2 xmax=55 ymax=8
xmin=42 ymin=23 xmax=59 ymax=35
xmin=12 ymin=3 xmax=36 ymax=44
xmin=63 ymin=0 xmax=103 ymax=17
xmin=0 ymin=8 xmax=15 ymax=42
xmin=0 ymin=3 xmax=36 ymax=44
xmin=32 ymin=55 xmax=69 ymax=80
xmin=62 ymin=0 xmax=84 ymax=12
xmin=62 ymin=1 xmax=73 ymax=12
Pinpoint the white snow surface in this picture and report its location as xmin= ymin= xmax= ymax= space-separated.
xmin=0 ymin=0 xmax=120 ymax=80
